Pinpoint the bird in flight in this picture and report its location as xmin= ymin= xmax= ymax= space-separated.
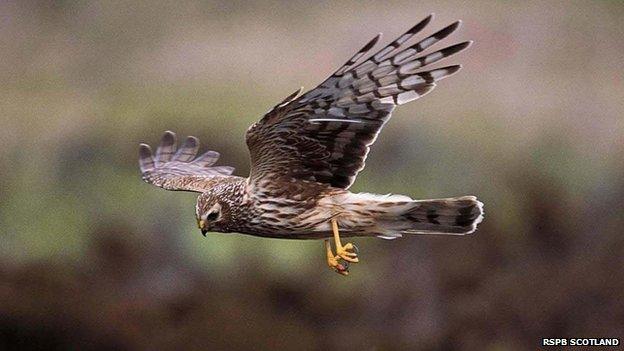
xmin=139 ymin=14 xmax=484 ymax=275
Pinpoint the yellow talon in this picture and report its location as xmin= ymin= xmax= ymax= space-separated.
xmin=337 ymin=242 xmax=359 ymax=262
xmin=324 ymin=218 xmax=359 ymax=275
xmin=325 ymin=239 xmax=349 ymax=275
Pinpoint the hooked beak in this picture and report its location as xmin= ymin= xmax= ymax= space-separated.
xmin=199 ymin=220 xmax=208 ymax=237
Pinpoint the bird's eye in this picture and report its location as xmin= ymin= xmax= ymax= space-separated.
xmin=206 ymin=211 xmax=219 ymax=221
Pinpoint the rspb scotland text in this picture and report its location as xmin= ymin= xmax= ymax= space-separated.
xmin=542 ymin=338 xmax=620 ymax=347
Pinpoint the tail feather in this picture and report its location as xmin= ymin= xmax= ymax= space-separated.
xmin=375 ymin=195 xmax=484 ymax=238
xmin=404 ymin=196 xmax=483 ymax=230
xmin=337 ymin=192 xmax=484 ymax=238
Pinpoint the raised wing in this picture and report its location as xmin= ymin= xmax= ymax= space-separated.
xmin=139 ymin=131 xmax=235 ymax=193
xmin=246 ymin=14 xmax=471 ymax=189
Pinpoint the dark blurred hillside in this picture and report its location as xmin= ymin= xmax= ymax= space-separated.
xmin=2 ymin=169 xmax=623 ymax=350
xmin=1 ymin=1 xmax=623 ymax=350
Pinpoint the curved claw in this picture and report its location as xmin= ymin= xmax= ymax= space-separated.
xmin=331 ymin=259 xmax=349 ymax=275
xmin=335 ymin=264 xmax=349 ymax=276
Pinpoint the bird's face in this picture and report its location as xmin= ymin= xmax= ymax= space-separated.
xmin=195 ymin=193 xmax=229 ymax=236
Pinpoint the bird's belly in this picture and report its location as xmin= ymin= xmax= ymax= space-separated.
xmin=241 ymin=229 xmax=357 ymax=240
xmin=240 ymin=207 xmax=372 ymax=240
xmin=243 ymin=216 xmax=333 ymax=239
xmin=242 ymin=191 xmax=381 ymax=239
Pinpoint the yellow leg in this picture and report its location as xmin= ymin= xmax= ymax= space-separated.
xmin=331 ymin=218 xmax=359 ymax=263
xmin=324 ymin=218 xmax=359 ymax=276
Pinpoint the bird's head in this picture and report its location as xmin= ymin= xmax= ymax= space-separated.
xmin=195 ymin=192 xmax=232 ymax=236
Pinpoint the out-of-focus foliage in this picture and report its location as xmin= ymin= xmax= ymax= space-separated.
xmin=1 ymin=1 xmax=623 ymax=350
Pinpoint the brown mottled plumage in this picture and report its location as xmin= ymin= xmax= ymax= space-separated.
xmin=139 ymin=14 xmax=484 ymax=273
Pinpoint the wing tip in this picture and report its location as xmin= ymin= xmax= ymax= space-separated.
xmin=139 ymin=143 xmax=152 ymax=157
xmin=160 ymin=130 xmax=177 ymax=145
xmin=439 ymin=64 xmax=463 ymax=77
xmin=184 ymin=135 xmax=200 ymax=146
xmin=138 ymin=143 xmax=154 ymax=172
xmin=435 ymin=20 xmax=462 ymax=39
xmin=363 ymin=33 xmax=382 ymax=52
xmin=412 ymin=13 xmax=434 ymax=31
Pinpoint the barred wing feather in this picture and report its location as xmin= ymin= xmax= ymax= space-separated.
xmin=139 ymin=131 xmax=235 ymax=193
xmin=246 ymin=14 xmax=472 ymax=189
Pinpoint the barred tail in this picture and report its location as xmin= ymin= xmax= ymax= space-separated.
xmin=402 ymin=196 xmax=484 ymax=234
xmin=373 ymin=196 xmax=484 ymax=238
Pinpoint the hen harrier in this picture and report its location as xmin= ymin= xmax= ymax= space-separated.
xmin=139 ymin=14 xmax=483 ymax=275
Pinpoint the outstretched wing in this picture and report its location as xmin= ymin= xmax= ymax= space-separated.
xmin=139 ymin=131 xmax=235 ymax=193
xmin=246 ymin=14 xmax=471 ymax=189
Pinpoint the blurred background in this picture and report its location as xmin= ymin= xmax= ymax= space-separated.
xmin=1 ymin=1 xmax=623 ymax=350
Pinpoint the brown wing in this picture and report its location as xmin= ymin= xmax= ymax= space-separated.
xmin=246 ymin=14 xmax=471 ymax=189
xmin=139 ymin=131 xmax=235 ymax=193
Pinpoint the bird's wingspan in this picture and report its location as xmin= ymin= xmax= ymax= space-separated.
xmin=139 ymin=131 xmax=235 ymax=193
xmin=246 ymin=14 xmax=471 ymax=189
